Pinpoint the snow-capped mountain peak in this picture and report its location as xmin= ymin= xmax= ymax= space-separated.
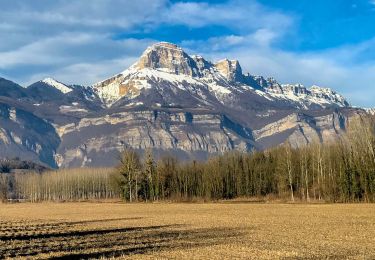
xmin=92 ymin=42 xmax=350 ymax=109
xmin=41 ymin=78 xmax=73 ymax=94
xmin=132 ymin=42 xmax=198 ymax=77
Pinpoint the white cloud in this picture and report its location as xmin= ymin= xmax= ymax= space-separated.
xmin=0 ymin=33 xmax=94 ymax=68
xmin=0 ymin=0 xmax=167 ymax=52
xmin=252 ymin=29 xmax=279 ymax=47
xmin=0 ymin=33 xmax=153 ymax=68
xmin=181 ymin=28 xmax=284 ymax=56
xmin=0 ymin=0 xmax=167 ymax=29
xmin=163 ymin=0 xmax=292 ymax=32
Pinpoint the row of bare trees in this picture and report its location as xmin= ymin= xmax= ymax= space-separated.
xmin=0 ymin=174 xmax=7 ymax=202
xmin=0 ymin=168 xmax=119 ymax=202
xmin=114 ymin=115 xmax=375 ymax=202
xmin=1 ymin=115 xmax=374 ymax=203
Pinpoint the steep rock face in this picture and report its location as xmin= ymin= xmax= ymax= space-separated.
xmin=215 ymin=59 xmax=243 ymax=82
xmin=93 ymin=42 xmax=230 ymax=106
xmin=55 ymin=109 xmax=254 ymax=167
xmin=0 ymin=102 xmax=60 ymax=167
xmin=191 ymin=55 xmax=212 ymax=75
xmin=135 ymin=42 xmax=198 ymax=76
xmin=253 ymin=111 xmax=347 ymax=148
xmin=282 ymin=84 xmax=309 ymax=95
xmin=54 ymin=107 xmax=356 ymax=167
xmin=264 ymin=78 xmax=284 ymax=94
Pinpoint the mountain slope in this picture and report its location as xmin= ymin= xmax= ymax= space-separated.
xmin=0 ymin=101 xmax=60 ymax=167
xmin=0 ymin=78 xmax=28 ymax=99
xmin=0 ymin=42 xmax=364 ymax=168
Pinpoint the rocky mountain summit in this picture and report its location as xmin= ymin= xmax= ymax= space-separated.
xmin=94 ymin=42 xmax=349 ymax=109
xmin=0 ymin=42 xmax=367 ymax=168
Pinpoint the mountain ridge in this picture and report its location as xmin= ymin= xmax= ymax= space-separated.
xmin=93 ymin=42 xmax=349 ymax=110
xmin=0 ymin=42 xmax=368 ymax=168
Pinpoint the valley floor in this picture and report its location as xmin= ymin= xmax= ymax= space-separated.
xmin=0 ymin=203 xmax=374 ymax=259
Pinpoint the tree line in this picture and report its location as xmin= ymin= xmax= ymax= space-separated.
xmin=113 ymin=115 xmax=375 ymax=203
xmin=0 ymin=168 xmax=119 ymax=202
xmin=1 ymin=115 xmax=374 ymax=203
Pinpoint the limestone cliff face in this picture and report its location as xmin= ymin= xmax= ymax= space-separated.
xmin=51 ymin=107 xmax=357 ymax=168
xmin=0 ymin=102 xmax=59 ymax=167
xmin=254 ymin=111 xmax=348 ymax=148
xmin=214 ymin=59 xmax=243 ymax=82
xmin=135 ymin=42 xmax=198 ymax=76
xmin=55 ymin=109 xmax=254 ymax=167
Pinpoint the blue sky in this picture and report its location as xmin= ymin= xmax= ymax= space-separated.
xmin=0 ymin=0 xmax=375 ymax=107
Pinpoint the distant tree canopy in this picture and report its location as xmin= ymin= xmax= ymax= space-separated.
xmin=1 ymin=115 xmax=374 ymax=203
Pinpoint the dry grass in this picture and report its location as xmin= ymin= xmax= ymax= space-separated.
xmin=0 ymin=203 xmax=374 ymax=259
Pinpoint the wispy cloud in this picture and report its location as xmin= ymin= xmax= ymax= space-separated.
xmin=163 ymin=0 xmax=292 ymax=32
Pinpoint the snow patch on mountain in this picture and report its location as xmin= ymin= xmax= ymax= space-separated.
xmin=94 ymin=65 xmax=211 ymax=106
xmin=266 ymin=84 xmax=348 ymax=109
xmin=41 ymin=78 xmax=73 ymax=94
xmin=59 ymin=106 xmax=88 ymax=114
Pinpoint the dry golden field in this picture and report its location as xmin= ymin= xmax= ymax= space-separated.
xmin=0 ymin=203 xmax=374 ymax=259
